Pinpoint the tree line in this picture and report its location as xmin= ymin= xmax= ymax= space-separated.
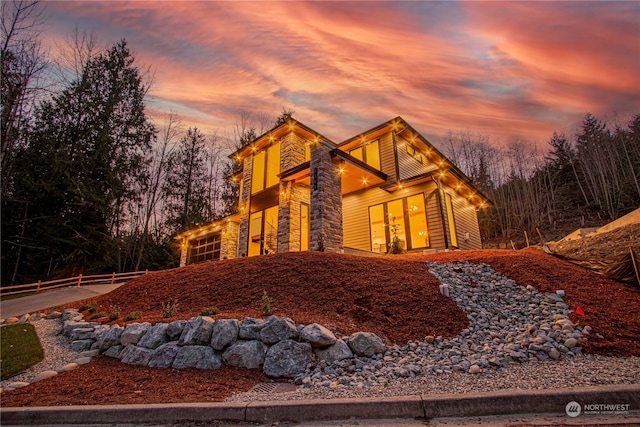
xmin=443 ymin=113 xmax=640 ymax=244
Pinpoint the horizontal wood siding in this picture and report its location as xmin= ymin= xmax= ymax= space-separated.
xmin=443 ymin=184 xmax=483 ymax=250
xmin=343 ymin=181 xmax=446 ymax=252
xmin=378 ymin=132 xmax=397 ymax=184
xmin=396 ymin=135 xmax=439 ymax=181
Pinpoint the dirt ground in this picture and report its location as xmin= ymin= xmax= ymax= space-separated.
xmin=551 ymin=222 xmax=640 ymax=261
xmin=2 ymin=248 xmax=639 ymax=407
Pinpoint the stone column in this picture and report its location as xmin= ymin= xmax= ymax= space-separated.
xmin=220 ymin=221 xmax=239 ymax=259
xmin=237 ymin=156 xmax=252 ymax=257
xmin=309 ymin=141 xmax=343 ymax=253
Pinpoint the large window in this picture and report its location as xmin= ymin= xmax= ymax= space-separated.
xmin=350 ymin=140 xmax=381 ymax=170
xmin=445 ymin=193 xmax=458 ymax=247
xmin=188 ymin=234 xmax=221 ymax=265
xmin=300 ymin=203 xmax=309 ymax=251
xmin=248 ymin=206 xmax=279 ymax=256
xmin=251 ymin=142 xmax=280 ymax=194
xmin=369 ymin=193 xmax=429 ymax=253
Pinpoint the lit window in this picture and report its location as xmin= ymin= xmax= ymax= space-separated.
xmin=300 ymin=203 xmax=309 ymax=251
xmin=251 ymin=142 xmax=280 ymax=194
xmin=251 ymin=151 xmax=265 ymax=194
xmin=369 ymin=193 xmax=429 ymax=253
xmin=445 ymin=193 xmax=458 ymax=247
xmin=350 ymin=140 xmax=380 ymax=170
xmin=406 ymin=144 xmax=424 ymax=164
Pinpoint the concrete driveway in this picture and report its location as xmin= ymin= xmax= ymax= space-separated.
xmin=1 ymin=283 xmax=126 ymax=319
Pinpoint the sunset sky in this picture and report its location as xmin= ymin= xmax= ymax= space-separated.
xmin=42 ymin=1 xmax=640 ymax=148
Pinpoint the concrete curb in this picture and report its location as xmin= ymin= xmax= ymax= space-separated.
xmin=1 ymin=384 xmax=638 ymax=425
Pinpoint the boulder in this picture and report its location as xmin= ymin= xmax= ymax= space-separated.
xmin=314 ymin=339 xmax=353 ymax=364
xmin=60 ymin=363 xmax=78 ymax=372
xmin=70 ymin=327 xmax=95 ymax=341
xmin=61 ymin=309 xmax=80 ymax=321
xmin=239 ymin=316 xmax=276 ymax=340
xmin=347 ymin=332 xmax=387 ymax=357
xmin=263 ymin=340 xmax=313 ymax=378
xmin=260 ymin=317 xmax=299 ymax=344
xmin=103 ymin=345 xmax=124 ymax=358
xmin=70 ymin=339 xmax=95 ymax=352
xmin=178 ymin=316 xmax=215 ymax=346
xmin=95 ymin=325 xmax=124 ymax=350
xmin=138 ymin=323 xmax=168 ymax=349
xmin=46 ymin=311 xmax=62 ymax=320
xmin=62 ymin=321 xmax=100 ymax=337
xmin=173 ymin=345 xmax=223 ymax=370
xmin=17 ymin=313 xmax=30 ymax=324
xmin=119 ymin=344 xmax=153 ymax=366
xmin=167 ymin=320 xmax=187 ymax=341
xmin=33 ymin=370 xmax=58 ymax=382
xmin=148 ymin=342 xmax=180 ymax=368
xmin=121 ymin=322 xmax=152 ymax=346
xmin=222 ymin=340 xmax=266 ymax=369
xmin=300 ymin=323 xmax=337 ymax=348
xmin=210 ymin=319 xmax=240 ymax=351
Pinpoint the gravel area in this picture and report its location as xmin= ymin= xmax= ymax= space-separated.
xmin=226 ymin=354 xmax=640 ymax=402
xmin=0 ymin=318 xmax=81 ymax=390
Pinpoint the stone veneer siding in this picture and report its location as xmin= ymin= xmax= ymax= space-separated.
xmin=309 ymin=141 xmax=343 ymax=252
xmin=237 ymin=155 xmax=253 ymax=257
xmin=220 ymin=220 xmax=239 ymax=259
xmin=277 ymin=132 xmax=310 ymax=252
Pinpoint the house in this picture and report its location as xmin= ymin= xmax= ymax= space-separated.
xmin=177 ymin=117 xmax=490 ymax=266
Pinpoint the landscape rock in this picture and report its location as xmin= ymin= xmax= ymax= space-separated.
xmin=239 ymin=316 xmax=275 ymax=340
xmin=59 ymin=363 xmax=78 ymax=372
xmin=103 ymin=345 xmax=124 ymax=358
xmin=260 ymin=317 xmax=299 ymax=344
xmin=167 ymin=320 xmax=187 ymax=341
xmin=33 ymin=370 xmax=58 ymax=382
xmin=70 ymin=339 xmax=94 ymax=352
xmin=75 ymin=357 xmax=92 ymax=365
xmin=119 ymin=344 xmax=153 ymax=366
xmin=178 ymin=316 xmax=215 ymax=346
xmin=148 ymin=342 xmax=180 ymax=368
xmin=222 ymin=340 xmax=266 ymax=369
xmin=138 ymin=323 xmax=168 ymax=349
xmin=17 ymin=313 xmax=30 ymax=324
xmin=70 ymin=327 xmax=95 ymax=341
xmin=121 ymin=322 xmax=152 ymax=346
xmin=347 ymin=332 xmax=387 ymax=357
xmin=263 ymin=340 xmax=313 ymax=378
xmin=300 ymin=323 xmax=337 ymax=348
xmin=95 ymin=325 xmax=123 ymax=350
xmin=173 ymin=345 xmax=223 ymax=369
xmin=61 ymin=309 xmax=81 ymax=322
xmin=210 ymin=319 xmax=240 ymax=351
xmin=314 ymin=339 xmax=353 ymax=364
xmin=46 ymin=311 xmax=62 ymax=320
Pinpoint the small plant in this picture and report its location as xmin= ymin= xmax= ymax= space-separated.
xmin=89 ymin=312 xmax=107 ymax=320
xmin=108 ymin=304 xmax=121 ymax=321
xmin=162 ymin=300 xmax=179 ymax=318
xmin=79 ymin=301 xmax=97 ymax=313
xmin=261 ymin=290 xmax=273 ymax=316
xmin=201 ymin=306 xmax=220 ymax=316
xmin=125 ymin=311 xmax=142 ymax=321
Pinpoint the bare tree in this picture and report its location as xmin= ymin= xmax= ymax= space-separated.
xmin=1 ymin=0 xmax=48 ymax=195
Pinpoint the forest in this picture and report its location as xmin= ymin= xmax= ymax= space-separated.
xmin=2 ymin=1 xmax=639 ymax=285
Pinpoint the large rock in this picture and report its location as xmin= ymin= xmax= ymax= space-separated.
xmin=95 ymin=325 xmax=124 ymax=350
xmin=263 ymin=340 xmax=313 ymax=378
xmin=61 ymin=309 xmax=81 ymax=322
xmin=70 ymin=339 xmax=95 ymax=352
xmin=222 ymin=340 xmax=266 ymax=369
xmin=121 ymin=322 xmax=152 ymax=346
xmin=138 ymin=323 xmax=168 ymax=349
xmin=69 ymin=327 xmax=95 ymax=341
xmin=62 ymin=320 xmax=100 ymax=337
xmin=178 ymin=317 xmax=215 ymax=346
xmin=300 ymin=323 xmax=337 ymax=348
xmin=260 ymin=317 xmax=299 ymax=344
xmin=210 ymin=319 xmax=240 ymax=351
xmin=173 ymin=345 xmax=223 ymax=370
xmin=103 ymin=345 xmax=124 ymax=358
xmin=239 ymin=316 xmax=276 ymax=340
xmin=119 ymin=344 xmax=153 ymax=366
xmin=148 ymin=342 xmax=179 ymax=368
xmin=314 ymin=339 xmax=353 ymax=364
xmin=347 ymin=332 xmax=387 ymax=357
xmin=167 ymin=320 xmax=187 ymax=341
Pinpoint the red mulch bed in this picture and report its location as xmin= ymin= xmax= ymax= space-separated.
xmin=3 ymin=249 xmax=639 ymax=407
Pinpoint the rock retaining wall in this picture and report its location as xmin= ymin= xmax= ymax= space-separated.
xmin=60 ymin=311 xmax=386 ymax=379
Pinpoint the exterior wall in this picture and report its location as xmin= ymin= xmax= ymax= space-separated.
xmin=342 ymin=181 xmax=447 ymax=253
xmin=441 ymin=183 xmax=483 ymax=250
xmin=179 ymin=240 xmax=188 ymax=267
xmin=310 ymin=141 xmax=343 ymax=252
xmin=220 ymin=220 xmax=239 ymax=259
xmin=237 ymin=155 xmax=252 ymax=257
xmin=395 ymin=134 xmax=439 ymax=180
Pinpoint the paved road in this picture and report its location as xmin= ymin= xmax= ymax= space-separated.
xmin=1 ymin=283 xmax=126 ymax=319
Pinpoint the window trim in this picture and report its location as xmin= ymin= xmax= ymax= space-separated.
xmin=349 ymin=139 xmax=381 ymax=170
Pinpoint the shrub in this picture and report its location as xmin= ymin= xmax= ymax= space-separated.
xmin=261 ymin=290 xmax=273 ymax=316
xmin=125 ymin=311 xmax=142 ymax=321
xmin=79 ymin=301 xmax=97 ymax=313
xmin=89 ymin=312 xmax=107 ymax=320
xmin=109 ymin=304 xmax=121 ymax=321
xmin=162 ymin=300 xmax=179 ymax=318
xmin=200 ymin=306 xmax=220 ymax=316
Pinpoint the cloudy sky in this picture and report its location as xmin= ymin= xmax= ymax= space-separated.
xmin=42 ymin=1 xmax=639 ymax=148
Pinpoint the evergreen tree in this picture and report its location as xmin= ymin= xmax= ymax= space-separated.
xmin=2 ymin=40 xmax=154 ymax=283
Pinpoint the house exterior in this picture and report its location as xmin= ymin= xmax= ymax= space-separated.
xmin=177 ymin=117 xmax=490 ymax=266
